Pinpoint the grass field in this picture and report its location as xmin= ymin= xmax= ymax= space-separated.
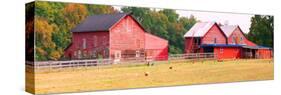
xmin=26 ymin=59 xmax=273 ymax=94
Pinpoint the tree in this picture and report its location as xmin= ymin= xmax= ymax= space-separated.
xmin=121 ymin=7 xmax=198 ymax=54
xmin=63 ymin=3 xmax=89 ymax=30
xmin=34 ymin=16 xmax=57 ymax=60
xmin=247 ymin=15 xmax=273 ymax=48
xmin=87 ymin=5 xmax=117 ymax=15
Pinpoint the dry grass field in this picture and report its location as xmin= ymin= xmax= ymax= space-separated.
xmin=26 ymin=59 xmax=273 ymax=94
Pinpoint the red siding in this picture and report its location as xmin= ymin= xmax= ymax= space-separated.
xmin=145 ymin=33 xmax=168 ymax=60
xmin=109 ymin=15 xmax=146 ymax=59
xmin=201 ymin=24 xmax=227 ymax=44
xmin=184 ymin=37 xmax=191 ymax=53
xmin=256 ymin=49 xmax=272 ymax=59
xmin=214 ymin=47 xmax=242 ymax=59
xmin=64 ymin=32 xmax=109 ymax=59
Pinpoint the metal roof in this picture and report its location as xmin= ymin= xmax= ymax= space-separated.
xmin=71 ymin=13 xmax=129 ymax=32
xmin=184 ymin=22 xmax=216 ymax=37
xmin=220 ymin=25 xmax=238 ymax=37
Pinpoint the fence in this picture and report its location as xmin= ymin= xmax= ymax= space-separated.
xmin=26 ymin=53 xmax=217 ymax=70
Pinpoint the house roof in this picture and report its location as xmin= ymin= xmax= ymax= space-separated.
xmin=71 ymin=13 xmax=129 ymax=32
xmin=220 ymin=25 xmax=238 ymax=37
xmin=184 ymin=22 xmax=216 ymax=37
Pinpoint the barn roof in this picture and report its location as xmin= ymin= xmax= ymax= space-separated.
xmin=220 ymin=25 xmax=238 ymax=37
xmin=71 ymin=13 xmax=129 ymax=32
xmin=184 ymin=22 xmax=216 ymax=37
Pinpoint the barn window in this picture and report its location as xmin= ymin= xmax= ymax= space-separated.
xmin=126 ymin=18 xmax=131 ymax=32
xmin=82 ymin=38 xmax=87 ymax=49
xmin=232 ymin=36 xmax=236 ymax=44
xmin=136 ymin=50 xmax=140 ymax=57
xmin=92 ymin=50 xmax=96 ymax=58
xmin=78 ymin=50 xmax=82 ymax=59
xmin=220 ymin=48 xmax=224 ymax=53
xmin=93 ymin=36 xmax=97 ymax=47
xmin=214 ymin=38 xmax=217 ymax=44
xmin=103 ymin=36 xmax=107 ymax=45
xmin=105 ymin=48 xmax=109 ymax=58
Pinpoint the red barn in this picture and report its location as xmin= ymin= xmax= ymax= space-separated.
xmin=184 ymin=22 xmax=272 ymax=59
xmin=184 ymin=22 xmax=227 ymax=53
xmin=64 ymin=13 xmax=168 ymax=62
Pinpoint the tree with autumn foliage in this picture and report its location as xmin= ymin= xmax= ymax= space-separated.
xmin=31 ymin=1 xmax=197 ymax=60
xmin=33 ymin=1 xmax=117 ymax=61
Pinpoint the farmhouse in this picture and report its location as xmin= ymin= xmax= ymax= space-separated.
xmin=64 ymin=13 xmax=168 ymax=61
xmin=184 ymin=22 xmax=272 ymax=59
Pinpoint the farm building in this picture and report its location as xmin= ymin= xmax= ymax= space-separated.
xmin=184 ymin=22 xmax=272 ymax=59
xmin=64 ymin=13 xmax=168 ymax=62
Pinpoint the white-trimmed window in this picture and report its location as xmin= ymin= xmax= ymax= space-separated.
xmin=82 ymin=38 xmax=86 ymax=49
xmin=93 ymin=36 xmax=97 ymax=47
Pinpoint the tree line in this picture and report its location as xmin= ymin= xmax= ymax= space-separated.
xmin=26 ymin=1 xmax=197 ymax=61
xmin=26 ymin=1 xmax=273 ymax=61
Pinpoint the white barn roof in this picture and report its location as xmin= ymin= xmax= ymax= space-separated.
xmin=184 ymin=22 xmax=216 ymax=37
xmin=220 ymin=25 xmax=238 ymax=37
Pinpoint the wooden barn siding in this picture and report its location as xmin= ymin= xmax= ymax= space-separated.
xmin=109 ymin=15 xmax=146 ymax=58
xmin=228 ymin=28 xmax=246 ymax=45
xmin=214 ymin=47 xmax=242 ymax=59
xmin=256 ymin=49 xmax=272 ymax=59
xmin=184 ymin=37 xmax=193 ymax=53
xmin=201 ymin=25 xmax=227 ymax=44
xmin=64 ymin=31 xmax=109 ymax=59
xmin=146 ymin=47 xmax=169 ymax=60
xmin=145 ymin=33 xmax=169 ymax=60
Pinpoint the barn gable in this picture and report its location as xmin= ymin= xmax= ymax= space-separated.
xmin=220 ymin=25 xmax=256 ymax=46
xmin=184 ymin=22 xmax=227 ymax=38
xmin=220 ymin=25 xmax=238 ymax=37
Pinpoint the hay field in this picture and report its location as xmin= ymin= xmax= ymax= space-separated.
xmin=26 ymin=59 xmax=273 ymax=94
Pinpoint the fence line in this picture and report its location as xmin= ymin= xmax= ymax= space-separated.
xmin=26 ymin=53 xmax=217 ymax=70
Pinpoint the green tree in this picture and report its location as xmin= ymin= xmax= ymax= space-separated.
xmin=247 ymin=15 xmax=273 ymax=48
xmin=121 ymin=7 xmax=197 ymax=54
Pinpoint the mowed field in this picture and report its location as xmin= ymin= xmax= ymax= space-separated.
xmin=26 ymin=59 xmax=273 ymax=94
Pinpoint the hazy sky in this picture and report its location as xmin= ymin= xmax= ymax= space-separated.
xmin=176 ymin=10 xmax=254 ymax=33
xmin=114 ymin=6 xmax=254 ymax=33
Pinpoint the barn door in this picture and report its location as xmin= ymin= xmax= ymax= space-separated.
xmin=114 ymin=51 xmax=121 ymax=63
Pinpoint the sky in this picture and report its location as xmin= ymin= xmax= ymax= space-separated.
xmin=114 ymin=6 xmax=254 ymax=33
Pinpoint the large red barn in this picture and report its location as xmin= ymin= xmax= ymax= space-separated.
xmin=184 ymin=22 xmax=272 ymax=59
xmin=64 ymin=13 xmax=168 ymax=62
